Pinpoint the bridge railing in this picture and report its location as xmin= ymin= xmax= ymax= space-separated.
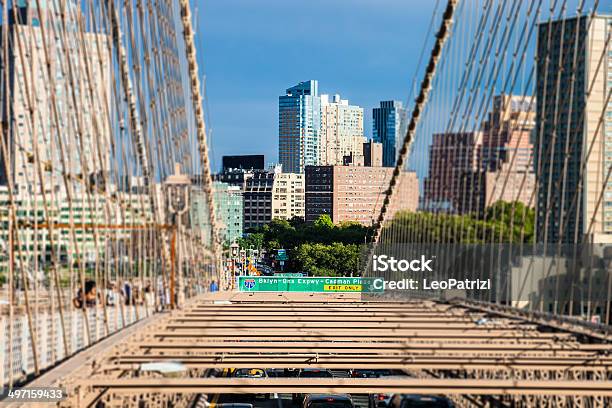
xmin=0 ymin=0 xmax=220 ymax=389
xmin=0 ymin=304 xmax=147 ymax=388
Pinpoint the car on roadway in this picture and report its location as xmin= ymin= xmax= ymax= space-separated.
xmin=215 ymin=404 xmax=254 ymax=408
xmin=389 ymin=395 xmax=455 ymax=408
xmin=233 ymin=368 xmax=268 ymax=378
xmin=369 ymin=393 xmax=394 ymax=408
xmin=256 ymin=264 xmax=274 ymax=276
xmin=361 ymin=372 xmax=409 ymax=408
xmin=265 ymin=368 xmax=286 ymax=377
xmin=293 ymin=369 xmax=336 ymax=403
xmin=350 ymin=369 xmax=393 ymax=378
xmin=232 ymin=369 xmax=270 ymax=399
xmin=298 ymin=368 xmax=334 ymax=378
xmin=302 ymin=394 xmax=355 ymax=408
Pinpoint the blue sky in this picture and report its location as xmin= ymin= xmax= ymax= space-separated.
xmin=196 ymin=0 xmax=438 ymax=172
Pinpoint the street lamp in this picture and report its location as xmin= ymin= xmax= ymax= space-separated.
xmin=165 ymin=163 xmax=191 ymax=308
xmin=239 ymin=248 xmax=246 ymax=275
xmin=230 ymin=242 xmax=239 ymax=257
xmin=230 ymin=242 xmax=239 ymax=285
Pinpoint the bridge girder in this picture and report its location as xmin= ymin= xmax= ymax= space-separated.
xmin=42 ymin=292 xmax=612 ymax=408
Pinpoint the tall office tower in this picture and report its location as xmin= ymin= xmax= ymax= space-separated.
xmin=243 ymin=169 xmax=275 ymax=230
xmin=0 ymin=2 xmax=110 ymax=196
xmin=466 ymin=94 xmax=537 ymax=214
xmin=192 ymin=182 xmax=244 ymax=245
xmin=373 ymin=101 xmax=406 ymax=167
xmin=535 ymin=15 xmax=612 ymax=244
xmin=423 ymin=132 xmax=482 ymax=213
xmin=481 ymin=95 xmax=535 ymax=173
xmin=305 ymin=165 xmax=418 ymax=225
xmin=213 ymin=182 xmax=243 ymax=244
xmin=279 ymin=80 xmax=321 ymax=173
xmin=319 ymin=94 xmax=365 ymax=166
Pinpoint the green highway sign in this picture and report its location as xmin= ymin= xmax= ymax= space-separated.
xmin=275 ymin=249 xmax=288 ymax=261
xmin=237 ymin=276 xmax=383 ymax=293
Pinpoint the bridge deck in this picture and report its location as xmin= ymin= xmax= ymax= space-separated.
xmin=23 ymin=292 xmax=612 ymax=407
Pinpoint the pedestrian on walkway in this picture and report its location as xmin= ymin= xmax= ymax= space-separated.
xmin=209 ymin=280 xmax=219 ymax=292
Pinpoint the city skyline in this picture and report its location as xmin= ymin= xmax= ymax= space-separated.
xmin=198 ymin=1 xmax=438 ymax=170
xmin=278 ymin=80 xmax=371 ymax=173
xmin=211 ymin=76 xmax=414 ymax=173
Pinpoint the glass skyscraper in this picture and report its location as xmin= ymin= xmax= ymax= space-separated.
xmin=373 ymin=100 xmax=406 ymax=167
xmin=279 ymin=80 xmax=321 ymax=173
xmin=535 ymin=14 xmax=612 ymax=244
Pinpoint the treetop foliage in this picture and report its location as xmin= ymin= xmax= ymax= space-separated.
xmin=237 ymin=201 xmax=535 ymax=277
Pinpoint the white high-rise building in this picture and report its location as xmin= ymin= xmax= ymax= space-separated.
xmin=319 ymin=94 xmax=365 ymax=166
xmin=0 ymin=2 xmax=111 ymax=196
xmin=243 ymin=165 xmax=305 ymax=229
xmin=272 ymin=171 xmax=305 ymax=221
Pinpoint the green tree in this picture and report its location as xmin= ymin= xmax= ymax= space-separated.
xmin=242 ymin=215 xmax=370 ymax=276
xmin=383 ymin=200 xmax=535 ymax=244
xmin=313 ymin=214 xmax=334 ymax=231
xmin=237 ymin=232 xmax=264 ymax=250
xmin=295 ymin=242 xmax=361 ymax=277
